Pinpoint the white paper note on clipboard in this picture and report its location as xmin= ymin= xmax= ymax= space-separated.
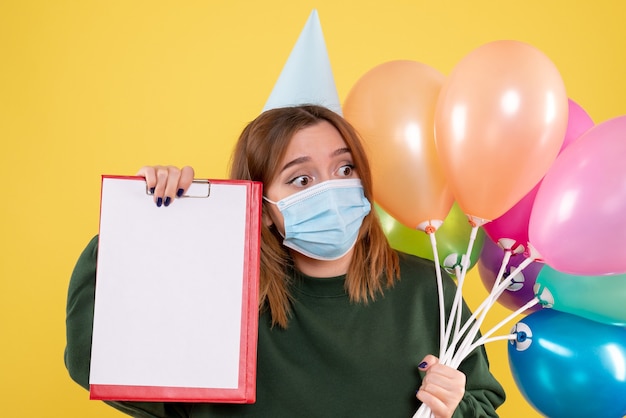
xmin=89 ymin=175 xmax=261 ymax=403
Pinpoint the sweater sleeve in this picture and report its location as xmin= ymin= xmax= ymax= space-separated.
xmin=453 ymin=344 xmax=506 ymax=417
xmin=64 ymin=235 xmax=191 ymax=418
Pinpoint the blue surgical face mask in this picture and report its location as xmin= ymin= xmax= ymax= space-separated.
xmin=263 ymin=178 xmax=371 ymax=261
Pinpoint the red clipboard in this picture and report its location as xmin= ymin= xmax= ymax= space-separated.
xmin=89 ymin=175 xmax=261 ymax=403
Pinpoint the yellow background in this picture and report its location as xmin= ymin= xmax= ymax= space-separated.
xmin=1 ymin=1 xmax=625 ymax=416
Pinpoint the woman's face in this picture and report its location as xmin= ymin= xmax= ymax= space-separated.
xmin=263 ymin=121 xmax=361 ymax=274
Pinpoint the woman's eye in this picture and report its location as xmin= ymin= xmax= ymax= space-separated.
xmin=337 ymin=165 xmax=354 ymax=177
xmin=289 ymin=175 xmax=311 ymax=187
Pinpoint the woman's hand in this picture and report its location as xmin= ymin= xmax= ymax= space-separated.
xmin=136 ymin=165 xmax=195 ymax=207
xmin=416 ymin=355 xmax=466 ymax=418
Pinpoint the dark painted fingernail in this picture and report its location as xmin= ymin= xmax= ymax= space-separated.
xmin=156 ymin=197 xmax=163 ymax=207
xmin=164 ymin=197 xmax=171 ymax=207
xmin=177 ymin=188 xmax=184 ymax=197
xmin=418 ymin=361 xmax=428 ymax=369
xmin=149 ymin=187 xmax=155 ymax=195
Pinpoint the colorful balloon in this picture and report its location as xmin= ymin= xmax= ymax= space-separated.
xmin=477 ymin=235 xmax=542 ymax=313
xmin=483 ymin=98 xmax=594 ymax=249
xmin=344 ymin=60 xmax=453 ymax=230
xmin=564 ymin=98 xmax=596 ymax=146
xmin=375 ymin=202 xmax=484 ymax=276
xmin=509 ymin=309 xmax=626 ymax=418
xmin=529 ymin=115 xmax=626 ymax=275
xmin=434 ymin=40 xmax=568 ymax=222
xmin=535 ymin=264 xmax=626 ymax=326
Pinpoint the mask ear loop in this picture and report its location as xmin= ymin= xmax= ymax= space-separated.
xmin=262 ymin=198 xmax=286 ymax=239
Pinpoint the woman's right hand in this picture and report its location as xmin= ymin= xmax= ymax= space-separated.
xmin=136 ymin=165 xmax=195 ymax=207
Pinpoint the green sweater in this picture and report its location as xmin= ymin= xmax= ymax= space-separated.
xmin=66 ymin=235 xmax=505 ymax=417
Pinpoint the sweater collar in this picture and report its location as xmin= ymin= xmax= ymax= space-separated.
xmin=290 ymin=269 xmax=348 ymax=298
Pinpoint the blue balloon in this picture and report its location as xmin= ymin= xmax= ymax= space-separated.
xmin=508 ymin=309 xmax=626 ymax=418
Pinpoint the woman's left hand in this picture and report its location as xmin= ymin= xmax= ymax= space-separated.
xmin=136 ymin=165 xmax=195 ymax=207
xmin=416 ymin=355 xmax=466 ymax=418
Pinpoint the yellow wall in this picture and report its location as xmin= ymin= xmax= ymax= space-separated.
xmin=1 ymin=1 xmax=624 ymax=416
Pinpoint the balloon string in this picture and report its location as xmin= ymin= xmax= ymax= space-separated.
xmin=493 ymin=256 xmax=535 ymax=296
xmin=412 ymin=403 xmax=433 ymax=418
xmin=441 ymin=274 xmax=463 ymax=361
xmin=447 ymin=255 xmax=536 ymax=367
xmin=425 ymin=257 xmax=538 ymax=418
xmin=472 ymin=297 xmax=539 ymax=349
xmin=451 ymin=257 xmax=537 ymax=367
xmin=412 ymin=228 xmax=452 ymax=418
xmin=416 ymin=227 xmax=537 ymax=418
xmin=451 ymin=297 xmax=540 ymax=368
xmin=440 ymin=285 xmax=496 ymax=365
xmin=440 ymin=225 xmax=480 ymax=361
xmin=455 ymin=225 xmax=479 ymax=336
xmin=477 ymin=333 xmax=518 ymax=344
xmin=413 ymin=229 xmax=539 ymax=418
xmin=449 ymin=249 xmax=514 ymax=362
xmin=428 ymin=231 xmax=447 ymax=358
xmin=457 ymin=333 xmax=518 ymax=358
xmin=440 ymin=249 xmax=512 ymax=364
xmin=452 ymin=263 xmax=465 ymax=343
xmin=441 ymin=242 xmax=538 ymax=369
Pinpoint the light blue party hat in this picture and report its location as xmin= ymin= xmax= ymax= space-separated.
xmin=262 ymin=9 xmax=342 ymax=115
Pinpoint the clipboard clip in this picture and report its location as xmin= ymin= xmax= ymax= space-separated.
xmin=146 ymin=179 xmax=211 ymax=198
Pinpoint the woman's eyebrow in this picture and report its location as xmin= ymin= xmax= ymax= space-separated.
xmin=332 ymin=147 xmax=352 ymax=157
xmin=280 ymin=147 xmax=351 ymax=173
xmin=280 ymin=156 xmax=311 ymax=173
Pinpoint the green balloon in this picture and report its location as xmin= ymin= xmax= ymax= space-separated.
xmin=535 ymin=264 xmax=626 ymax=326
xmin=375 ymin=202 xmax=484 ymax=277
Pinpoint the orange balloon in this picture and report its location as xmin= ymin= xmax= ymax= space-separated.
xmin=344 ymin=60 xmax=453 ymax=230
xmin=434 ymin=40 xmax=568 ymax=222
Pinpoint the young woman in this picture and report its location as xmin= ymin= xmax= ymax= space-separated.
xmin=65 ymin=105 xmax=505 ymax=417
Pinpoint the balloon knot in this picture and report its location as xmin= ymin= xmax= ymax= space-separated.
xmin=424 ymin=225 xmax=436 ymax=234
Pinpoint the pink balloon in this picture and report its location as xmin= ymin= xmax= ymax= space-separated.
xmin=482 ymin=186 xmax=538 ymax=252
xmin=529 ymin=115 xmax=626 ymax=275
xmin=483 ymin=99 xmax=594 ymax=250
xmin=564 ymin=99 xmax=595 ymax=148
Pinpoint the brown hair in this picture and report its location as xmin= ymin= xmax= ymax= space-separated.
xmin=229 ymin=105 xmax=399 ymax=328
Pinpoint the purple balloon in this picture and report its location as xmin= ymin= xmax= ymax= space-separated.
xmin=477 ymin=235 xmax=543 ymax=312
